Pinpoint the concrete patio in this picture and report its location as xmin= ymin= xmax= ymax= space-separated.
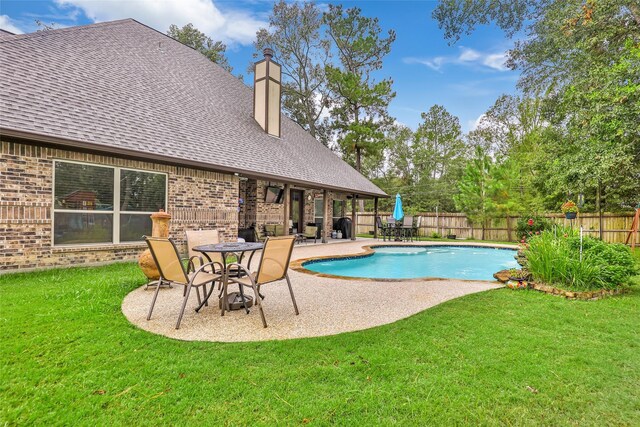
xmin=121 ymin=239 xmax=507 ymax=342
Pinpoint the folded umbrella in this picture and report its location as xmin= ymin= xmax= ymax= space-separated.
xmin=393 ymin=193 xmax=404 ymax=221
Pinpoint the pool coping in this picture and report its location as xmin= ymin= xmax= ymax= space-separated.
xmin=290 ymin=242 xmax=518 ymax=283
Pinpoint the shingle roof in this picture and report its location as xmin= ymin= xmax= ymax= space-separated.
xmin=0 ymin=19 xmax=386 ymax=197
xmin=0 ymin=29 xmax=16 ymax=40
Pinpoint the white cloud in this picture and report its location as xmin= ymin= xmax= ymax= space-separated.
xmin=482 ymin=53 xmax=508 ymax=71
xmin=54 ymin=0 xmax=266 ymax=45
xmin=0 ymin=15 xmax=24 ymax=34
xmin=467 ymin=114 xmax=486 ymax=131
xmin=458 ymin=47 xmax=481 ymax=62
xmin=404 ymin=46 xmax=509 ymax=72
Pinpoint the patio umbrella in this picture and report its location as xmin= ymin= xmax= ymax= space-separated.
xmin=393 ymin=193 xmax=404 ymax=221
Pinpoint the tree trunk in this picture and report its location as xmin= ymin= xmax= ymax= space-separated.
xmin=356 ymin=146 xmax=362 ymax=172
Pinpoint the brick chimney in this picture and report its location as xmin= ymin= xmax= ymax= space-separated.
xmin=253 ymin=48 xmax=281 ymax=138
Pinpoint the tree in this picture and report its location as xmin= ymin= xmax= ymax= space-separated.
xmin=412 ymin=105 xmax=466 ymax=211
xmin=324 ymin=5 xmax=396 ymax=174
xmin=167 ymin=23 xmax=232 ymax=72
xmin=35 ymin=20 xmax=60 ymax=31
xmin=435 ymin=0 xmax=640 ymax=213
xmin=454 ymin=146 xmax=507 ymax=240
xmin=372 ymin=125 xmax=414 ymax=211
xmin=255 ymin=1 xmax=331 ymax=146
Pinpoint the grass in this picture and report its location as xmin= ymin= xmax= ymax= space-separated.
xmin=1 ymin=262 xmax=640 ymax=425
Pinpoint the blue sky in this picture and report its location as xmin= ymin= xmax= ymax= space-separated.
xmin=0 ymin=0 xmax=520 ymax=132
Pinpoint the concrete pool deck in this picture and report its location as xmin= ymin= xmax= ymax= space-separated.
xmin=121 ymin=239 xmax=513 ymax=342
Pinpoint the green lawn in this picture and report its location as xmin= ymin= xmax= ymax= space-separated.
xmin=1 ymin=263 xmax=639 ymax=425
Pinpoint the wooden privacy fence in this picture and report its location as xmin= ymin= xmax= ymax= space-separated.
xmin=355 ymin=212 xmax=639 ymax=245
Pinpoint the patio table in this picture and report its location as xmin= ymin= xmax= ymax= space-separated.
xmin=193 ymin=242 xmax=263 ymax=314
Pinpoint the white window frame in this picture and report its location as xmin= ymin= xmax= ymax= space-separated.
xmin=52 ymin=159 xmax=168 ymax=247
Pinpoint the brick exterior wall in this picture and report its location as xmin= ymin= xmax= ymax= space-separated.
xmin=238 ymin=182 xmax=348 ymax=239
xmin=1 ymin=140 xmax=238 ymax=272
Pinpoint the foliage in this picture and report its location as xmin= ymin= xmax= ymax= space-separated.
xmin=433 ymin=1 xmax=640 ymax=213
xmin=561 ymin=200 xmax=579 ymax=214
xmin=412 ymin=105 xmax=466 ymax=212
xmin=167 ymin=23 xmax=232 ymax=72
xmin=508 ymin=268 xmax=529 ymax=279
xmin=324 ymin=5 xmax=396 ymax=173
xmin=3 ymin=264 xmax=640 ymax=424
xmin=454 ymin=146 xmax=508 ymax=239
xmin=525 ymin=231 xmax=638 ymax=290
xmin=254 ymin=1 xmax=332 ymax=146
xmin=515 ymin=215 xmax=552 ymax=242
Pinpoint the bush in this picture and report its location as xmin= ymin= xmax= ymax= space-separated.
xmin=430 ymin=232 xmax=441 ymax=239
xmin=516 ymin=215 xmax=552 ymax=243
xmin=525 ymin=231 xmax=638 ymax=291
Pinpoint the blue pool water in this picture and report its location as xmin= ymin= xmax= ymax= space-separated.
xmin=304 ymin=246 xmax=518 ymax=281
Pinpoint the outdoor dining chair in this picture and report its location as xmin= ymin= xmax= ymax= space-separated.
xmin=402 ymin=216 xmax=414 ymax=241
xmin=413 ymin=216 xmax=422 ymax=239
xmin=376 ymin=216 xmax=391 ymax=241
xmin=223 ymin=235 xmax=299 ymax=328
xmin=185 ymin=229 xmax=221 ymax=273
xmin=186 ymin=229 xmax=244 ymax=285
xmin=145 ymin=236 xmax=223 ymax=329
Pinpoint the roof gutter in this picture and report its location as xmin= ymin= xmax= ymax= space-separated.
xmin=0 ymin=128 xmax=389 ymax=199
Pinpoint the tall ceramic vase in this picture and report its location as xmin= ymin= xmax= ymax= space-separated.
xmin=138 ymin=209 xmax=172 ymax=280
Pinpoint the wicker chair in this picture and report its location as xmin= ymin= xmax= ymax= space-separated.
xmin=145 ymin=237 xmax=223 ymax=329
xmin=223 ymin=236 xmax=299 ymax=327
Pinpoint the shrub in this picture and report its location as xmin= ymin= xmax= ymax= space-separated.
xmin=525 ymin=231 xmax=638 ymax=291
xmin=516 ymin=215 xmax=552 ymax=242
xmin=430 ymin=232 xmax=441 ymax=238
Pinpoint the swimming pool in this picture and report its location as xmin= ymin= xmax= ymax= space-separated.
xmin=302 ymin=245 xmax=518 ymax=281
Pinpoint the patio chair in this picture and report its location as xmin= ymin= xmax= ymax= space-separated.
xmin=223 ymin=235 xmax=299 ymax=328
xmin=145 ymin=237 xmax=223 ymax=329
xmin=264 ymin=224 xmax=286 ymax=237
xmin=413 ymin=216 xmax=422 ymax=240
xmin=185 ymin=229 xmax=220 ymax=273
xmin=376 ymin=216 xmax=391 ymax=241
xmin=254 ymin=226 xmax=269 ymax=242
xmin=186 ymin=229 xmax=243 ymax=278
xmin=402 ymin=216 xmax=414 ymax=241
xmin=302 ymin=225 xmax=318 ymax=243
xmin=386 ymin=217 xmax=397 ymax=241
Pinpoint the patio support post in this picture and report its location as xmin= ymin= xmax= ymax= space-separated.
xmin=283 ymin=183 xmax=290 ymax=235
xmin=374 ymin=197 xmax=379 ymax=239
xmin=322 ymin=189 xmax=329 ymax=243
xmin=351 ymin=194 xmax=357 ymax=240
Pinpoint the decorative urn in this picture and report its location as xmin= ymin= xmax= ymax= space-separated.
xmin=138 ymin=209 xmax=172 ymax=280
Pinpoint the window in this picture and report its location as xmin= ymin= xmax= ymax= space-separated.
xmin=314 ymin=198 xmax=324 ymax=225
xmin=53 ymin=161 xmax=167 ymax=245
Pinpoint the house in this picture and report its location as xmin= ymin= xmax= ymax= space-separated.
xmin=0 ymin=19 xmax=386 ymax=271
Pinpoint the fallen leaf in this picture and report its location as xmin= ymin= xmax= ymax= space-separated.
xmin=526 ymin=385 xmax=539 ymax=394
